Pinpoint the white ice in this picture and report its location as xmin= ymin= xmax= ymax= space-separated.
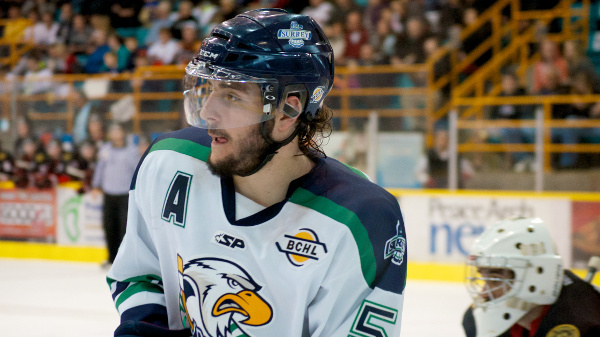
xmin=0 ymin=258 xmax=471 ymax=337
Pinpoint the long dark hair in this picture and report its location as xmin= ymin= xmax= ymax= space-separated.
xmin=297 ymin=105 xmax=333 ymax=159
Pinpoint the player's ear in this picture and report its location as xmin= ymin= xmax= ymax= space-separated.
xmin=275 ymin=95 xmax=302 ymax=133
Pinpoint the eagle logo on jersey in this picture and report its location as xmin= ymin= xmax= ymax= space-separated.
xmin=275 ymin=228 xmax=328 ymax=267
xmin=177 ymin=255 xmax=273 ymax=337
xmin=384 ymin=221 xmax=406 ymax=266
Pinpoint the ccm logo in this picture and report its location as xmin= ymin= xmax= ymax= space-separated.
xmin=199 ymin=50 xmax=219 ymax=59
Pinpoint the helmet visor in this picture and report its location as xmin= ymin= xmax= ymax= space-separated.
xmin=183 ymin=60 xmax=277 ymax=129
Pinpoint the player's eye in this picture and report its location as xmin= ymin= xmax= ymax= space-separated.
xmin=227 ymin=278 xmax=239 ymax=288
xmin=225 ymin=93 xmax=241 ymax=102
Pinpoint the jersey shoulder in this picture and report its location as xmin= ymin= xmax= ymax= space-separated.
xmin=301 ymin=156 xmax=402 ymax=222
xmin=130 ymin=127 xmax=212 ymax=190
xmin=292 ymin=157 xmax=406 ymax=293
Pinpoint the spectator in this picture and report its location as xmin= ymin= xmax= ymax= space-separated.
xmin=13 ymin=137 xmax=47 ymax=189
xmin=64 ymin=14 xmax=94 ymax=54
xmin=89 ymin=14 xmax=112 ymax=45
xmin=563 ymin=40 xmax=600 ymax=91
xmin=416 ymin=128 xmax=474 ymax=188
xmin=438 ymin=0 xmax=463 ymax=41
xmin=301 ymin=0 xmax=335 ymax=28
xmin=144 ymin=1 xmax=173 ymax=47
xmin=323 ymin=21 xmax=346 ymax=65
xmin=170 ymin=0 xmax=201 ymax=40
xmin=109 ymin=0 xmax=144 ymax=29
xmin=0 ymin=141 xmax=15 ymax=183
xmin=175 ymin=23 xmax=201 ymax=65
xmin=194 ymin=0 xmax=220 ymax=36
xmin=370 ymin=17 xmax=397 ymax=63
xmin=363 ymin=0 xmax=388 ymax=34
xmin=329 ymin=0 xmax=362 ymax=27
xmin=147 ymin=28 xmax=181 ymax=65
xmin=211 ymin=0 xmax=240 ymax=24
xmin=47 ymin=43 xmax=81 ymax=74
xmin=68 ymin=139 xmax=97 ymax=194
xmin=26 ymin=10 xmax=59 ymax=47
xmin=388 ymin=0 xmax=408 ymax=33
xmin=107 ymin=33 xmax=130 ymax=72
xmin=489 ymin=71 xmax=535 ymax=170
xmin=72 ymin=90 xmax=98 ymax=144
xmin=537 ymin=65 xmax=569 ymax=96
xmin=123 ymin=36 xmax=140 ymax=71
xmin=43 ymin=138 xmax=68 ymax=185
xmin=22 ymin=52 xmax=52 ymax=96
xmin=56 ymin=3 xmax=74 ymax=44
xmin=460 ymin=7 xmax=492 ymax=73
xmin=92 ymin=122 xmax=140 ymax=265
xmin=3 ymin=5 xmax=30 ymax=44
xmin=84 ymin=30 xmax=110 ymax=74
xmin=22 ymin=0 xmax=55 ymax=17
xmin=343 ymin=10 xmax=370 ymax=63
xmin=424 ymin=35 xmax=451 ymax=107
xmin=87 ymin=112 xmax=106 ymax=150
xmin=391 ymin=16 xmax=429 ymax=65
xmin=100 ymin=51 xmax=120 ymax=73
xmin=553 ymin=71 xmax=600 ymax=169
xmin=532 ymin=38 xmax=569 ymax=93
xmin=13 ymin=116 xmax=34 ymax=156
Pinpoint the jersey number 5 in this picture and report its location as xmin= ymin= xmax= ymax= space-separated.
xmin=349 ymin=300 xmax=398 ymax=337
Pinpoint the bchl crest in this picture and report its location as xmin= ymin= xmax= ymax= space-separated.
xmin=275 ymin=228 xmax=327 ymax=267
xmin=384 ymin=221 xmax=406 ymax=266
xmin=178 ymin=255 xmax=273 ymax=337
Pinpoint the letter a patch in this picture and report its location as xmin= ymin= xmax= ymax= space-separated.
xmin=162 ymin=171 xmax=192 ymax=227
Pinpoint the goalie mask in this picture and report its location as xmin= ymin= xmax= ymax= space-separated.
xmin=465 ymin=218 xmax=563 ymax=337
xmin=183 ymin=8 xmax=334 ymax=130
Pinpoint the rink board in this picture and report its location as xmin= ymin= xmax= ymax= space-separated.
xmin=2 ymin=189 xmax=600 ymax=286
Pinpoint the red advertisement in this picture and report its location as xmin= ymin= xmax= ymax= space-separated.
xmin=0 ymin=189 xmax=57 ymax=241
xmin=572 ymin=201 xmax=600 ymax=268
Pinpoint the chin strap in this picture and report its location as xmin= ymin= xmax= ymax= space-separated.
xmin=237 ymin=116 xmax=301 ymax=177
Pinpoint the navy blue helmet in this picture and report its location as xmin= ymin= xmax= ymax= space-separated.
xmin=183 ymin=8 xmax=334 ymax=129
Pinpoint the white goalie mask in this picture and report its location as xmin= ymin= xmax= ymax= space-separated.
xmin=465 ymin=218 xmax=563 ymax=337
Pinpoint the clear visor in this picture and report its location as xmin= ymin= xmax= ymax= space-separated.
xmin=465 ymin=256 xmax=525 ymax=306
xmin=183 ymin=60 xmax=277 ymax=129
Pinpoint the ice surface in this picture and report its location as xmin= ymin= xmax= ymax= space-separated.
xmin=0 ymin=259 xmax=471 ymax=337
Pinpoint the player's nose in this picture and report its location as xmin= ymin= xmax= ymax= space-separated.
xmin=199 ymin=94 xmax=221 ymax=126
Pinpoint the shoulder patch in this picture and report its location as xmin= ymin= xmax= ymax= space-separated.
xmin=545 ymin=324 xmax=580 ymax=337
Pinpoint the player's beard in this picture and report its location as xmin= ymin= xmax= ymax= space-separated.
xmin=207 ymin=121 xmax=274 ymax=177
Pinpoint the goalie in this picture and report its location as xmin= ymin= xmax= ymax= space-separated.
xmin=462 ymin=217 xmax=600 ymax=337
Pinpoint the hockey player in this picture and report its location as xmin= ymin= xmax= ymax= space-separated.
xmin=462 ymin=218 xmax=600 ymax=337
xmin=107 ymin=8 xmax=407 ymax=337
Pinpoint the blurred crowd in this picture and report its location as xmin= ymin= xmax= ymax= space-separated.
xmin=0 ymin=0 xmax=563 ymax=75
xmin=0 ymin=0 xmax=599 ymax=191
xmin=0 ymin=113 xmax=148 ymax=191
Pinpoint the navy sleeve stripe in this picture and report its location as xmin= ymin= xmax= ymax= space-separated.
xmin=120 ymin=303 xmax=169 ymax=327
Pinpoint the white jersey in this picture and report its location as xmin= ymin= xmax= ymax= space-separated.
xmin=107 ymin=127 xmax=407 ymax=337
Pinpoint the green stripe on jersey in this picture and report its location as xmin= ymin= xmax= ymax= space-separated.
xmin=342 ymin=163 xmax=369 ymax=180
xmin=289 ymin=188 xmax=376 ymax=287
xmin=149 ymin=138 xmax=211 ymax=162
xmin=107 ymin=274 xmax=162 ymax=289
xmin=115 ymin=280 xmax=164 ymax=309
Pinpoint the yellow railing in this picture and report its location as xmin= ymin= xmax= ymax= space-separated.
xmin=1 ymin=61 xmax=451 ymax=143
xmin=454 ymin=94 xmax=600 ymax=171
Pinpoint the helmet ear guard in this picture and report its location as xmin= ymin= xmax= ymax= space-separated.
xmin=280 ymin=84 xmax=308 ymax=118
